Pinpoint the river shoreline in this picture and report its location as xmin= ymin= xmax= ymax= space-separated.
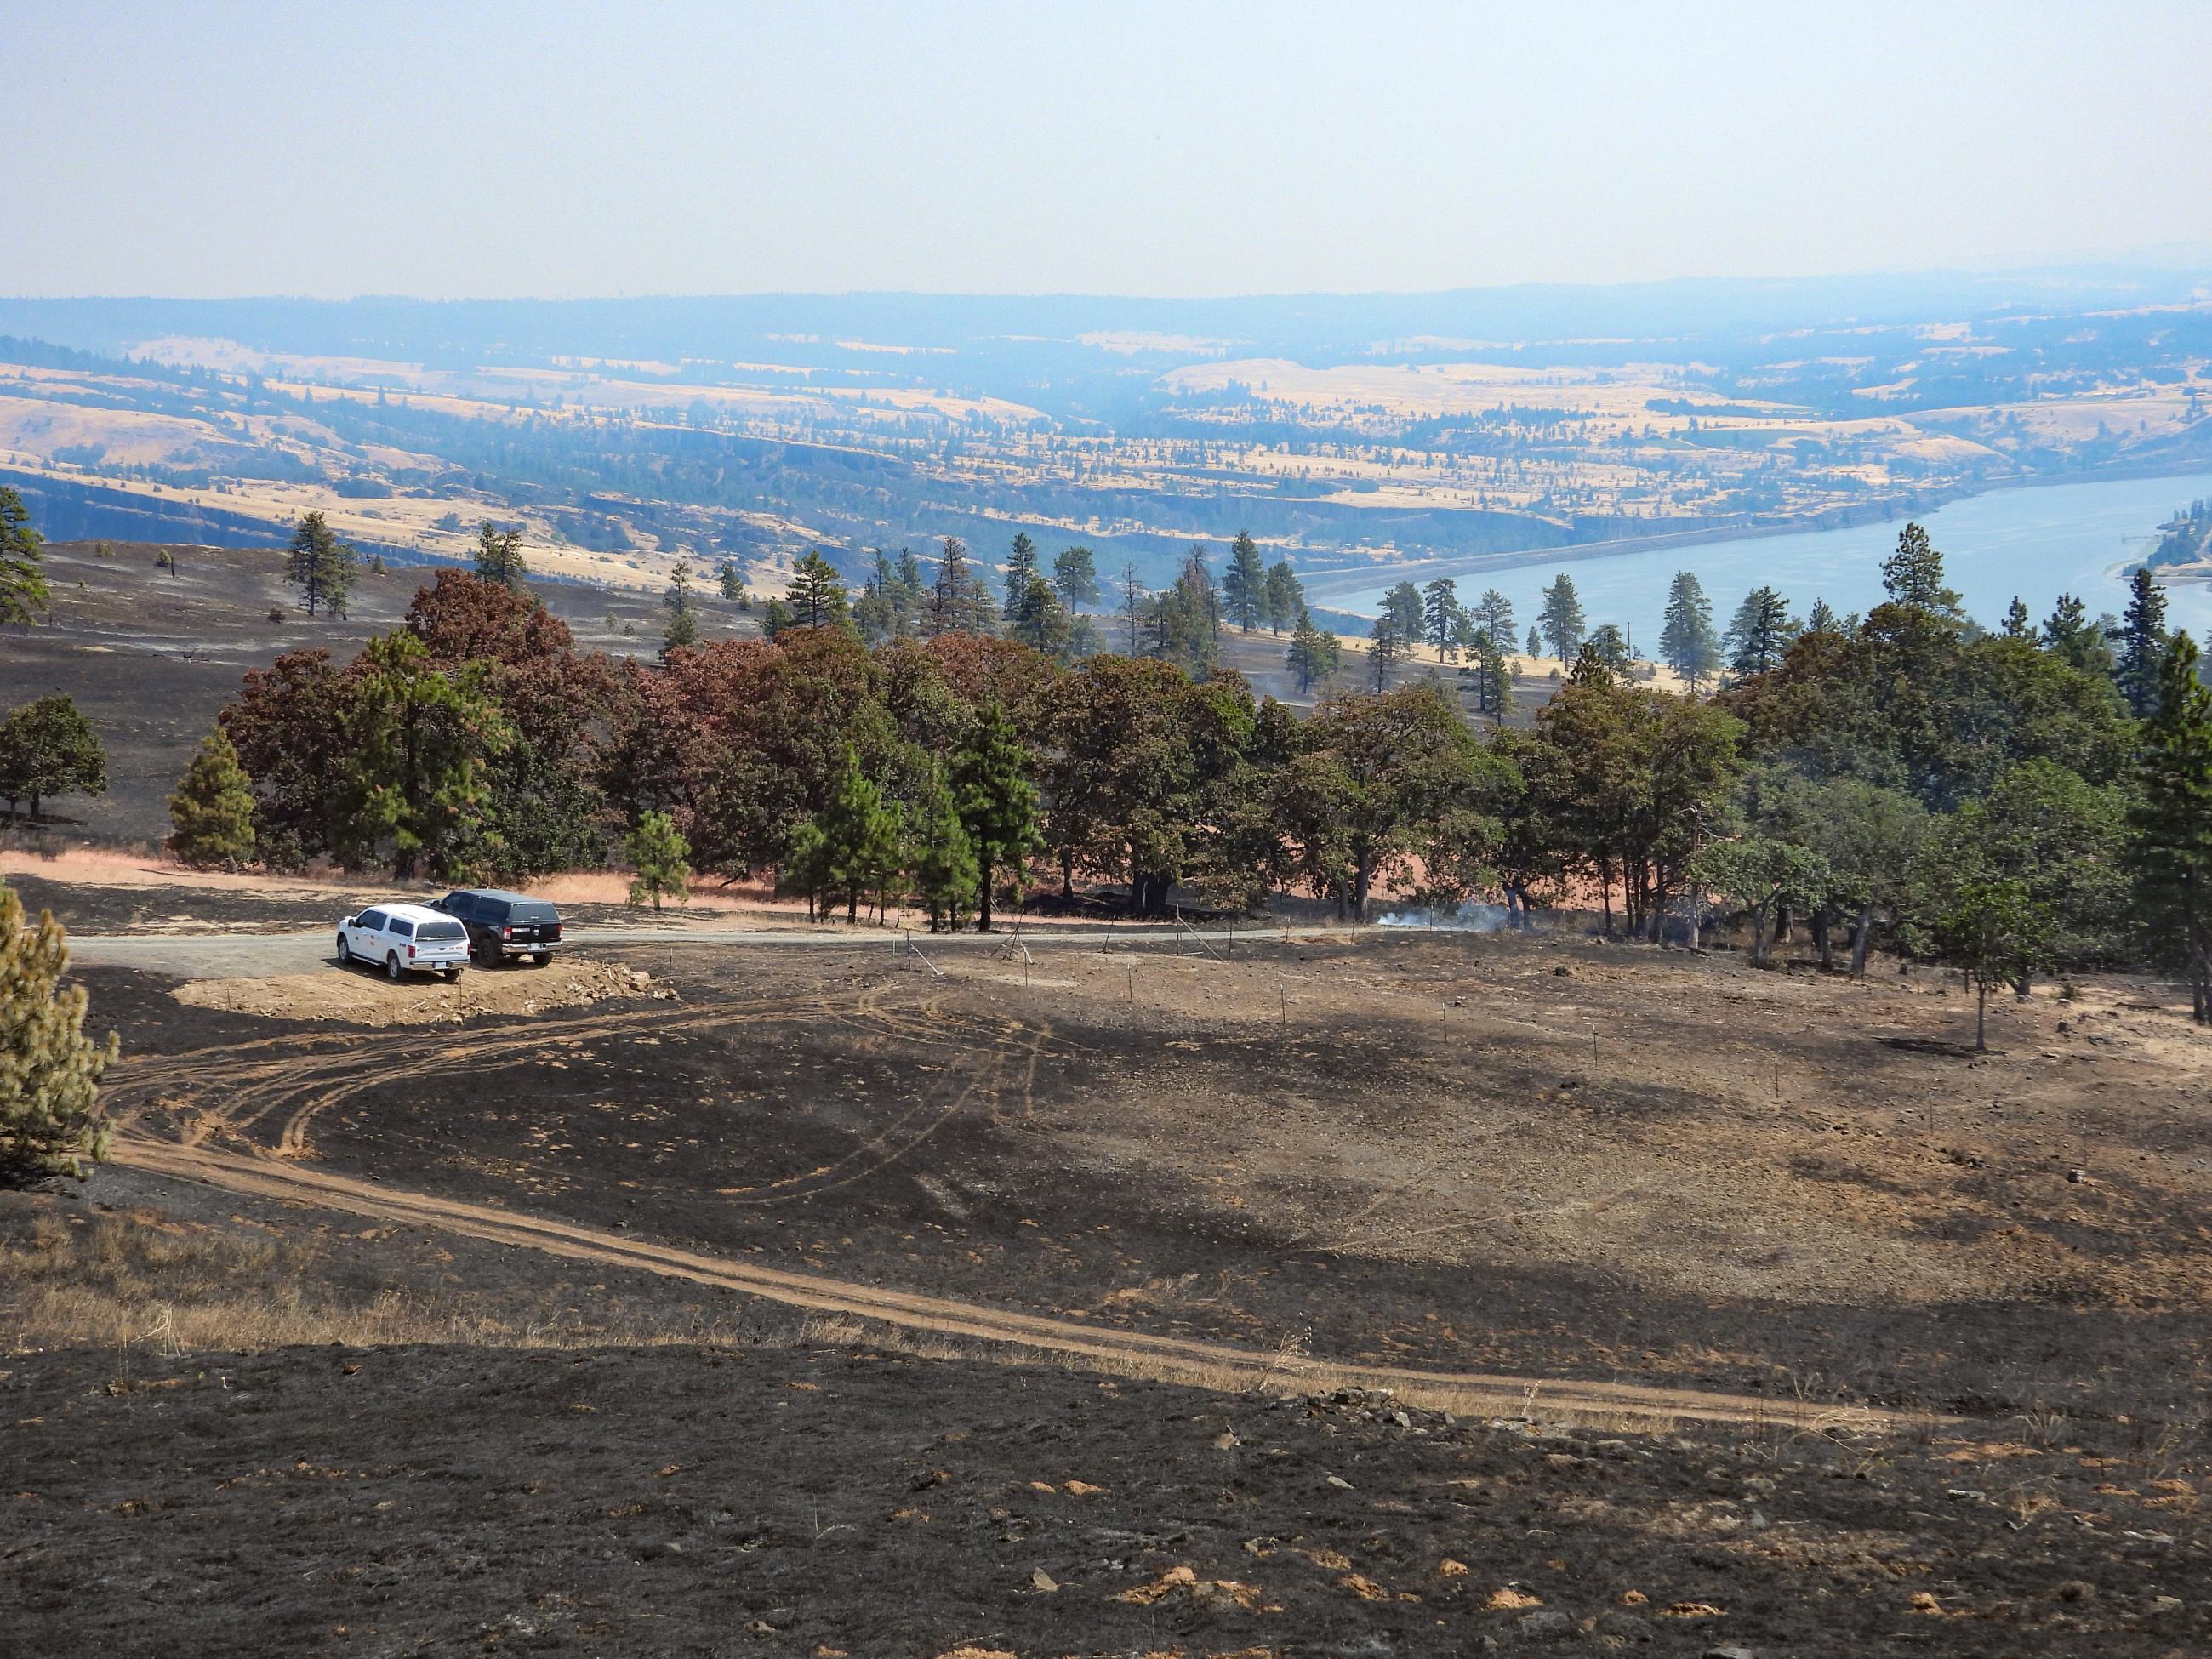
xmin=1295 ymin=452 xmax=2212 ymax=613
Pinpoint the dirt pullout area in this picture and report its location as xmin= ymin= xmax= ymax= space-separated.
xmin=5 ymin=1342 xmax=2204 ymax=1659
xmin=171 ymin=955 xmax=669 ymax=1025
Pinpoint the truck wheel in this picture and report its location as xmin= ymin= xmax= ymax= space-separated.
xmin=532 ymin=952 xmax=550 ymax=967
xmin=443 ymin=967 xmax=463 ymax=983
xmin=385 ymin=953 xmax=404 ymax=982
xmin=336 ymin=936 xmax=351 ymax=966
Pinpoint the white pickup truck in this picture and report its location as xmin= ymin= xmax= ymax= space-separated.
xmin=336 ymin=903 xmax=470 ymax=982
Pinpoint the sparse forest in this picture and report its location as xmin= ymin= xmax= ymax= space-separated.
xmin=175 ymin=508 xmax=2212 ymax=1014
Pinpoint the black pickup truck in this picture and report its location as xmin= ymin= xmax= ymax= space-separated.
xmin=433 ymin=888 xmax=564 ymax=966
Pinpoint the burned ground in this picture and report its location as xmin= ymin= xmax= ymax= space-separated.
xmin=78 ymin=926 xmax=2212 ymax=1423
xmin=6 ymin=891 xmax=2212 ymax=1655
xmin=0 ymin=539 xmax=754 ymax=846
xmin=4 ymin=1341 xmax=2206 ymax=1659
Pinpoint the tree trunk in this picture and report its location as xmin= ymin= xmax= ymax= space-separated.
xmin=1060 ymin=848 xmax=1074 ymax=902
xmin=977 ymin=857 xmax=994 ymax=932
xmin=1976 ymin=980 xmax=1988 ymax=1051
xmin=1850 ymin=902 xmax=1875 ymax=978
xmin=1749 ymin=906 xmax=1769 ymax=966
xmin=1813 ymin=907 xmax=1833 ymax=972
xmin=1353 ymin=859 xmax=1373 ymax=923
xmin=847 ymin=887 xmax=858 ymax=924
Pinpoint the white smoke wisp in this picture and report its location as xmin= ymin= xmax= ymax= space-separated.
xmin=1374 ymin=903 xmax=1511 ymax=932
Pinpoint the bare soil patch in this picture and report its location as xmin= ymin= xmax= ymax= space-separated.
xmin=171 ymin=954 xmax=666 ymax=1026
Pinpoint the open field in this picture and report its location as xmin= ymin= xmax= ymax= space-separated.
xmin=2 ymin=885 xmax=2208 ymax=1651
xmin=2 ymin=865 xmax=2209 ymax=1650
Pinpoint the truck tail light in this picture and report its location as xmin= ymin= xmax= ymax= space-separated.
xmin=503 ymin=926 xmax=513 ymax=939
xmin=407 ymin=944 xmax=416 ymax=959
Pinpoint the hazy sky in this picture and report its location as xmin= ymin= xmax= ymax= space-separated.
xmin=13 ymin=1 xmax=2212 ymax=299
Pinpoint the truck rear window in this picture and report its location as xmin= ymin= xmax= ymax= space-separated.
xmin=419 ymin=921 xmax=465 ymax=940
xmin=508 ymin=904 xmax=561 ymax=923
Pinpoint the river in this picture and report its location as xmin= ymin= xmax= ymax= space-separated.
xmin=1301 ymin=470 xmax=2212 ymax=647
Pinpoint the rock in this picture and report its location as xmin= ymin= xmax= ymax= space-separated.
xmin=2067 ymin=1167 xmax=2088 ymax=1183
xmin=1325 ymin=1474 xmax=1354 ymax=1490
xmin=1029 ymin=1568 xmax=1058 ymax=1593
xmin=1702 ymin=1648 xmax=1757 ymax=1659
xmin=1517 ymin=1610 xmax=1573 ymax=1637
xmin=1553 ymin=966 xmax=1572 ymax=977
xmin=1211 ymin=1429 xmax=1239 ymax=1450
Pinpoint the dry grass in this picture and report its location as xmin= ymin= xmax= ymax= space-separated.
xmin=0 ymin=1204 xmax=757 ymax=1358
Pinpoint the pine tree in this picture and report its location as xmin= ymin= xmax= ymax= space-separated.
xmin=2130 ymin=630 xmax=2212 ymax=1022
xmin=1383 ymin=581 xmax=1426 ymax=647
xmin=925 ymin=537 xmax=997 ymax=636
xmin=1263 ymin=560 xmax=1303 ymax=634
xmin=789 ymin=550 xmax=851 ymax=630
xmin=0 ymin=486 xmax=50 ymax=629
xmin=1012 ymin=573 xmax=1079 ymax=659
xmin=1538 ymin=573 xmax=1586 ymax=661
xmin=909 ymin=764 xmax=978 ymax=932
xmin=167 ymin=727 xmax=256 ymax=870
xmin=1806 ymin=598 xmax=1843 ymax=635
xmin=786 ymin=746 xmax=904 ymax=923
xmin=1472 ymin=589 xmax=1516 ymax=653
xmin=895 ymin=546 xmax=926 ymax=613
xmin=2114 ymin=567 xmax=2171 ymax=719
xmin=718 ymin=558 xmax=745 ymax=601
xmin=1585 ymin=623 xmax=1632 ymax=673
xmin=2000 ymin=596 xmax=2032 ymax=639
xmin=1724 ymin=585 xmax=1797 ymax=679
xmin=0 ymin=884 xmax=119 ymax=1186
xmin=1286 ymin=607 xmax=1341 ymax=693
xmin=1526 ymin=624 xmax=1543 ymax=659
xmin=1422 ymin=578 xmax=1462 ymax=660
xmin=1052 ymin=544 xmax=1101 ymax=613
xmin=337 ymin=630 xmax=507 ymax=880
xmin=952 ymin=704 xmax=1041 ymax=932
xmin=285 ymin=510 xmax=357 ymax=619
xmin=1880 ymin=522 xmax=1963 ymax=616
xmin=1003 ymin=532 xmax=1040 ymax=617
xmin=1223 ymin=531 xmax=1268 ymax=631
xmin=2042 ymin=593 xmax=2115 ymax=679
xmin=473 ymin=521 xmax=527 ymax=588
xmin=623 ymin=810 xmax=692 ymax=912
xmin=662 ymin=559 xmax=701 ymax=653
xmin=1470 ymin=630 xmax=1514 ymax=726
xmin=1119 ymin=562 xmax=1148 ymax=654
xmin=2035 ymin=592 xmax=2106 ymax=676
xmin=1368 ymin=610 xmax=1405 ymax=692
xmin=1659 ymin=569 xmax=1720 ymax=691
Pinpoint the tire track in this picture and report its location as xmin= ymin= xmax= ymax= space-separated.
xmin=111 ymin=1132 xmax=1908 ymax=1431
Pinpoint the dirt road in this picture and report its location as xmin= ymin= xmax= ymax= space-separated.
xmin=66 ymin=921 xmax=1309 ymax=979
xmin=108 ymin=1128 xmax=1894 ymax=1432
